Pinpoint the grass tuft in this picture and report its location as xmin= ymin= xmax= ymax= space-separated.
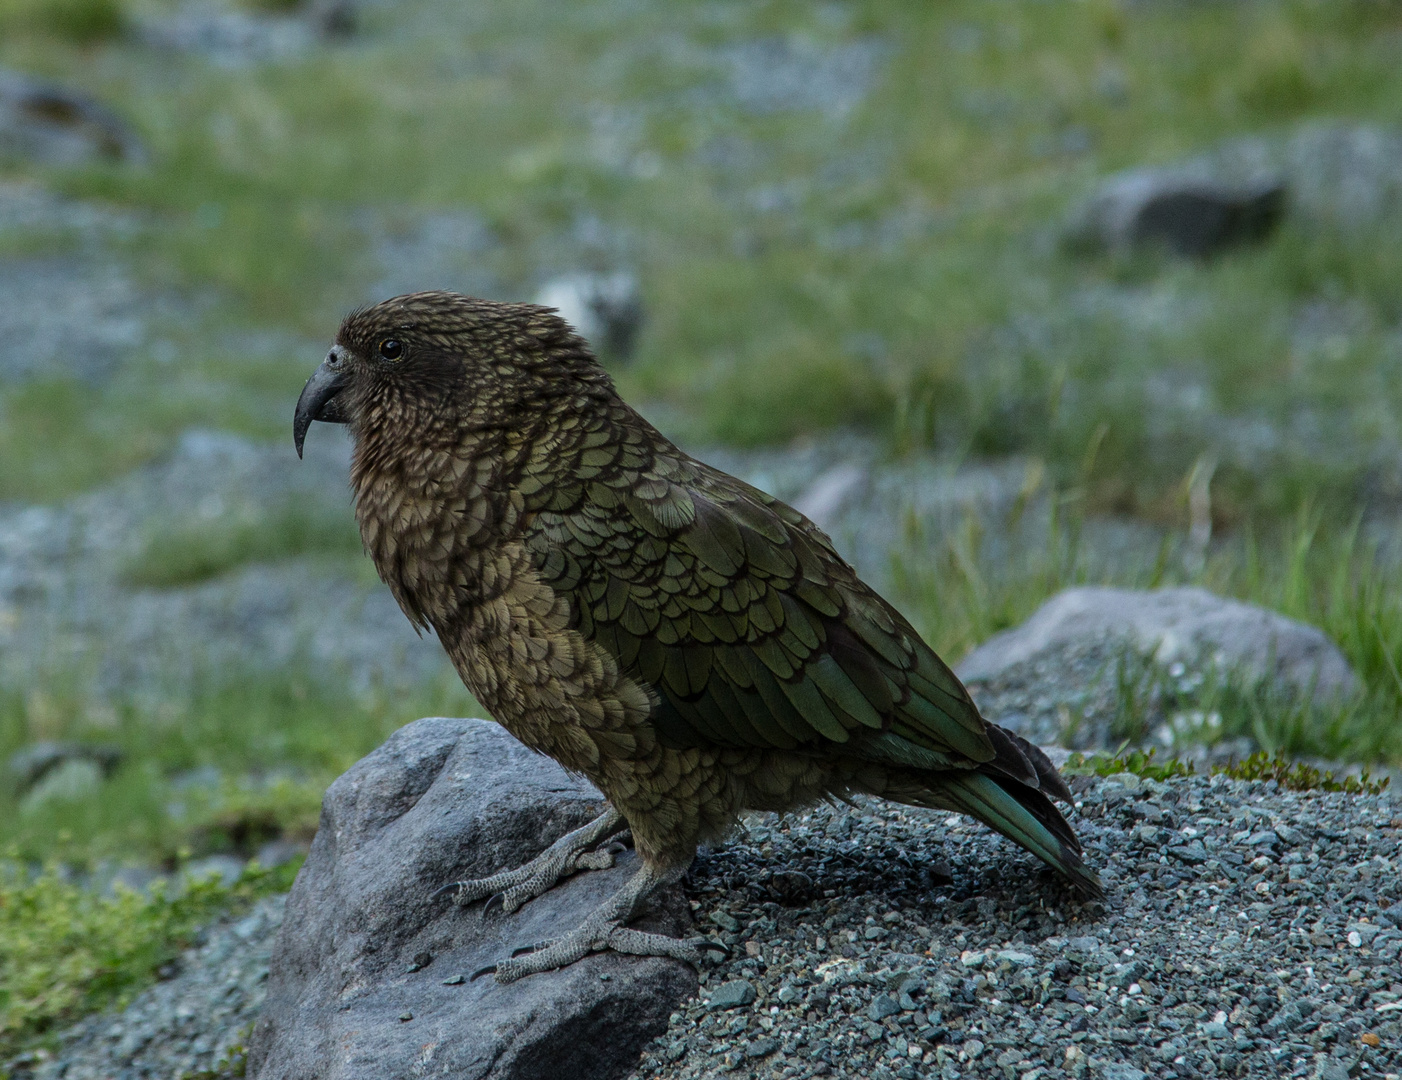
xmin=0 ymin=859 xmax=295 ymax=1063
xmin=1068 ymin=746 xmax=1390 ymax=795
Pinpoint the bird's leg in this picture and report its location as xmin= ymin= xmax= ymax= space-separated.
xmin=482 ymin=860 xmax=724 ymax=983
xmin=437 ymin=806 xmax=627 ymax=914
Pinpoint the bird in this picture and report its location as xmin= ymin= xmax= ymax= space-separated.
xmin=293 ymin=290 xmax=1102 ymax=982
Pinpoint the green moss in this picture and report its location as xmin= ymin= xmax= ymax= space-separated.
xmin=0 ymin=859 xmax=295 ymax=1062
xmin=1067 ymin=746 xmax=1390 ymax=795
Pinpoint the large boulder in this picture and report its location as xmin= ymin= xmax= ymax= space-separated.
xmin=247 ymin=716 xmax=696 ymax=1080
xmin=956 ymin=586 xmax=1358 ymax=749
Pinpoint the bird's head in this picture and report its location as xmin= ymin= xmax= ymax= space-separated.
xmin=293 ymin=290 xmax=613 ymax=458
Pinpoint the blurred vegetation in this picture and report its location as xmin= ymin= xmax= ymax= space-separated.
xmin=0 ymin=0 xmax=124 ymax=43
xmin=0 ymin=0 xmax=1398 ymax=515
xmin=121 ymin=500 xmax=364 ymax=588
xmin=0 ymin=668 xmax=476 ymax=866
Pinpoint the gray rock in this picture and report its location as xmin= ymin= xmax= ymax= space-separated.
xmin=1067 ymin=167 xmax=1285 ymax=258
xmin=535 ymin=272 xmax=644 ymax=363
xmin=247 ymin=716 xmax=695 ymax=1080
xmin=7 ymin=740 xmax=122 ymax=793
xmin=707 ymin=979 xmax=757 ymax=1011
xmin=0 ymin=68 xmax=146 ymax=167
xmin=362 ymin=206 xmax=498 ymax=303
xmin=183 ymin=854 xmax=248 ymax=887
xmin=18 ymin=759 xmax=105 ymax=814
xmin=1069 ymin=123 xmax=1402 ymax=260
xmin=957 ymin=586 xmax=1358 ymax=746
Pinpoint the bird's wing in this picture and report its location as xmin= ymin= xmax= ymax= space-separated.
xmin=518 ymin=415 xmax=1024 ymax=779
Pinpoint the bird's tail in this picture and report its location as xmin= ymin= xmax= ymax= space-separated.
xmin=928 ymin=771 xmax=1103 ymax=899
xmin=889 ymin=767 xmax=1102 ymax=898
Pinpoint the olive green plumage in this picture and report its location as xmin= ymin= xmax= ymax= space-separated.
xmin=294 ymin=290 xmax=1100 ymax=976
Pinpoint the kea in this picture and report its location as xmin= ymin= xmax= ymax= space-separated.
xmin=293 ymin=291 xmax=1102 ymax=982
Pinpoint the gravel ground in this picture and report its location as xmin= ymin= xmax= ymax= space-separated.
xmin=632 ymin=773 xmax=1402 ymax=1080
xmin=17 ymin=774 xmax=1400 ymax=1080
xmin=15 ymin=895 xmax=285 ymax=1080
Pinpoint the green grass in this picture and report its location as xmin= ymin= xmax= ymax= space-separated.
xmin=892 ymin=488 xmax=1402 ymax=766
xmin=0 ymin=859 xmax=295 ymax=1064
xmin=121 ymin=501 xmax=364 ymax=588
xmin=0 ymin=0 xmax=124 ymax=43
xmin=0 ymin=668 xmax=477 ymax=867
xmin=1066 ymin=746 xmax=1391 ymax=796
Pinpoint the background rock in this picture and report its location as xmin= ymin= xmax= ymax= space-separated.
xmin=1068 ymin=122 xmax=1402 ymax=258
xmin=247 ymin=716 xmax=697 ymax=1080
xmin=0 ymin=68 xmax=145 ymax=167
xmin=1066 ymin=169 xmax=1286 ymax=258
xmin=535 ymin=271 xmax=644 ymax=363
xmin=957 ymin=586 xmax=1358 ymax=748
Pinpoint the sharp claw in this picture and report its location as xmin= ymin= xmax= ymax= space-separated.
xmin=510 ymin=942 xmax=545 ymax=958
xmin=699 ymin=938 xmax=730 ymax=957
xmin=483 ymin=892 xmax=507 ymax=916
xmin=430 ymin=881 xmax=463 ymax=901
xmin=469 ymin=964 xmax=498 ymax=982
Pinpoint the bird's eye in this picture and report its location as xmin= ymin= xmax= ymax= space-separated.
xmin=378 ymin=338 xmax=404 ymax=361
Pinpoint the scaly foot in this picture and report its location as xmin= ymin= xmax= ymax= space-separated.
xmin=481 ymin=916 xmax=724 ymax=983
xmin=468 ymin=859 xmax=726 ymax=983
xmin=435 ymin=807 xmax=626 ymax=914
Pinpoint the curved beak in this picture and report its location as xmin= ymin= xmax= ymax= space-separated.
xmin=293 ymin=354 xmax=350 ymax=459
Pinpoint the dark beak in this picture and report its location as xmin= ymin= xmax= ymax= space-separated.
xmin=293 ymin=356 xmax=349 ymax=459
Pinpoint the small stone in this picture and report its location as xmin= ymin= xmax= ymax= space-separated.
xmin=708 ymin=980 xmax=757 ymax=1010
xmin=1347 ymin=931 xmax=1363 ymax=948
xmin=777 ymin=985 xmax=797 ymax=1004
xmin=442 ymin=974 xmax=464 ymax=985
xmin=869 ymin=994 xmax=901 ymax=1021
xmin=1169 ymin=841 xmax=1210 ymax=865
xmin=745 ymin=1037 xmax=778 ymax=1059
xmin=959 ymin=950 xmax=986 ymax=968
xmin=963 ymin=1038 xmax=985 ymax=1059
xmin=1361 ymin=1033 xmax=1381 ymax=1047
xmin=398 ymin=1011 xmax=412 ymax=1022
xmin=709 ymin=911 xmax=741 ymax=933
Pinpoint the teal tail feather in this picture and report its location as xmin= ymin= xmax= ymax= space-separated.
xmin=932 ymin=771 xmax=1104 ymax=899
